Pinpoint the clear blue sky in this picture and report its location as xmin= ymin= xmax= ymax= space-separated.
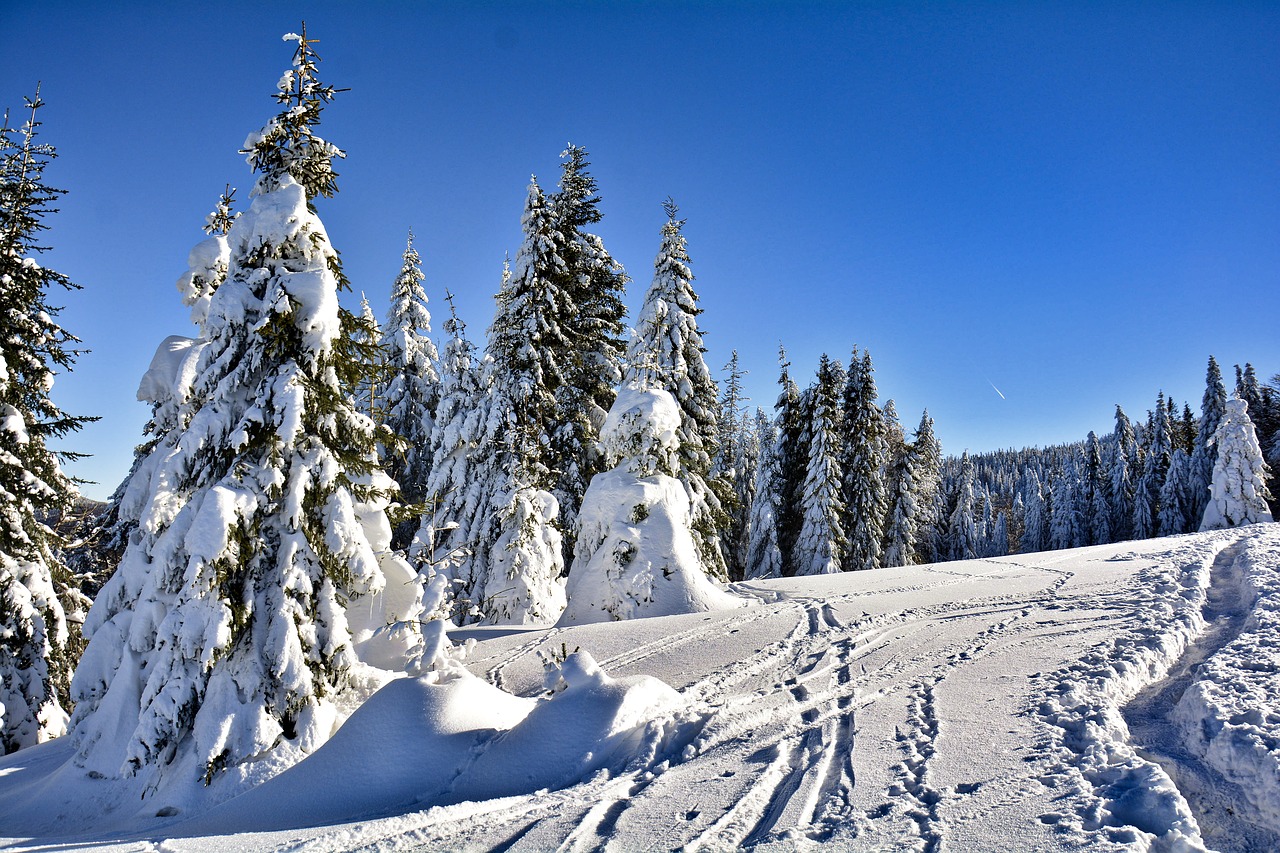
xmin=4 ymin=1 xmax=1278 ymax=500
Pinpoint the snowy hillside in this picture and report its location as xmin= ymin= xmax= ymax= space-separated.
xmin=4 ymin=524 xmax=1280 ymax=852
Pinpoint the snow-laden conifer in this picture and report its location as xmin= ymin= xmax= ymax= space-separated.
xmin=911 ymin=411 xmax=943 ymax=563
xmin=548 ymin=146 xmax=627 ymax=548
xmin=1020 ymin=469 xmax=1049 ymax=554
xmin=945 ymin=452 xmax=979 ymax=560
xmin=715 ymin=351 xmax=753 ymax=579
xmin=1110 ymin=405 xmax=1137 ymax=541
xmin=745 ymin=409 xmax=783 ymax=579
xmin=0 ymin=91 xmax=90 ymax=753
xmin=70 ymin=29 xmax=415 ymax=789
xmin=465 ymin=182 xmax=574 ymax=624
xmin=624 ymin=200 xmax=726 ymax=580
xmin=1133 ymin=392 xmax=1172 ymax=540
xmin=841 ymin=349 xmax=887 ymax=571
xmin=1200 ymin=397 xmax=1274 ymax=530
xmin=882 ymin=437 xmax=922 ymax=567
xmin=1189 ymin=356 xmax=1227 ymax=524
xmin=1049 ymin=461 xmax=1083 ymax=550
xmin=794 ymin=355 xmax=847 ymax=575
xmin=1158 ymin=449 xmax=1194 ymax=536
xmin=380 ymin=232 xmax=440 ymax=549
xmin=415 ymin=293 xmax=482 ymax=621
xmin=772 ymin=347 xmax=808 ymax=574
xmin=561 ymin=385 xmax=744 ymax=623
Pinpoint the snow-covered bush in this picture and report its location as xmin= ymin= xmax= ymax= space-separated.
xmin=560 ymin=385 xmax=746 ymax=624
xmin=1200 ymin=397 xmax=1274 ymax=531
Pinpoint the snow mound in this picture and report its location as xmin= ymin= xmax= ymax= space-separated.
xmin=173 ymin=651 xmax=684 ymax=834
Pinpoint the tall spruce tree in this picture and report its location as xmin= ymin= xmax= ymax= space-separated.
xmin=548 ymin=145 xmax=628 ymax=551
xmin=945 ymin=452 xmax=979 ymax=561
xmin=1157 ymin=448 xmax=1194 ymax=536
xmin=381 ymin=231 xmax=441 ymax=549
xmin=1190 ymin=356 xmax=1228 ymax=524
xmin=70 ymin=29 xmax=411 ymax=786
xmin=1110 ymin=405 xmax=1137 ymax=541
xmin=0 ymin=90 xmax=91 ymax=753
xmin=1020 ymin=469 xmax=1049 ymax=554
xmin=1133 ymin=392 xmax=1172 ymax=540
xmin=745 ymin=409 xmax=783 ymax=579
xmin=716 ymin=350 xmax=752 ymax=580
xmin=416 ymin=293 xmax=483 ymax=619
xmin=912 ymin=410 xmax=943 ymax=563
xmin=773 ymin=346 xmax=808 ymax=575
xmin=794 ymin=355 xmax=847 ymax=575
xmin=624 ymin=200 xmax=727 ymax=580
xmin=841 ymin=349 xmax=887 ymax=571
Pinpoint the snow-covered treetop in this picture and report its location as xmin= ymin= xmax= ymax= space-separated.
xmin=599 ymin=384 xmax=682 ymax=478
xmin=242 ymin=23 xmax=346 ymax=200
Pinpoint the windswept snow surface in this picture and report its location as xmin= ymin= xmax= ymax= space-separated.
xmin=4 ymin=526 xmax=1280 ymax=851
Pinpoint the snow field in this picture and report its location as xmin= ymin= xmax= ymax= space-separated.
xmin=3 ymin=526 xmax=1280 ymax=851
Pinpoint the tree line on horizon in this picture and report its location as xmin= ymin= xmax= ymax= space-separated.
xmin=1 ymin=27 xmax=1274 ymax=800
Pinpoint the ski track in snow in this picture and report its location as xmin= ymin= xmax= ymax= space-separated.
xmin=8 ymin=527 xmax=1280 ymax=852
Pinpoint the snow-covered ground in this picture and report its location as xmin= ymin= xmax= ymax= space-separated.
xmin=4 ymin=525 xmax=1280 ymax=852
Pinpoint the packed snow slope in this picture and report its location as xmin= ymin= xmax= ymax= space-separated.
xmin=4 ymin=524 xmax=1280 ymax=852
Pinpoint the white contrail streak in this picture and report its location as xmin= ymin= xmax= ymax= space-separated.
xmin=987 ymin=380 xmax=1006 ymax=400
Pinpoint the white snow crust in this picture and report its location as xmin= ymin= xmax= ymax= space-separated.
xmin=4 ymin=526 xmax=1280 ymax=851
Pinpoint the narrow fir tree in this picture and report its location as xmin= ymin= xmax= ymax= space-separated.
xmin=548 ymin=146 xmax=628 ymax=551
xmin=1049 ymin=461 xmax=1083 ymax=550
xmin=1133 ymin=392 xmax=1172 ymax=540
xmin=911 ymin=410 xmax=943 ymax=564
xmin=946 ymin=452 xmax=979 ymax=561
xmin=624 ymin=200 xmax=727 ymax=580
xmin=380 ymin=231 xmax=441 ymax=549
xmin=1110 ymin=405 xmax=1137 ymax=541
xmin=773 ymin=346 xmax=808 ymax=575
xmin=745 ymin=409 xmax=783 ymax=579
xmin=1157 ymin=448 xmax=1193 ymax=536
xmin=354 ymin=292 xmax=384 ymax=420
xmin=716 ymin=350 xmax=753 ymax=579
xmin=1190 ymin=356 xmax=1228 ymax=524
xmin=0 ymin=90 xmax=92 ymax=753
xmin=416 ymin=292 xmax=482 ymax=619
xmin=795 ymin=355 xmax=847 ymax=575
xmin=1020 ymin=469 xmax=1049 ymax=554
xmin=841 ymin=349 xmax=887 ymax=571
xmin=881 ymin=438 xmax=921 ymax=567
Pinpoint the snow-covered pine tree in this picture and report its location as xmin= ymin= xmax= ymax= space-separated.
xmin=945 ymin=452 xmax=980 ymax=561
xmin=1019 ymin=469 xmax=1049 ymax=554
xmin=380 ymin=231 xmax=441 ymax=549
xmin=772 ymin=346 xmax=808 ymax=575
xmin=990 ymin=511 xmax=1009 ymax=557
xmin=415 ymin=292 xmax=482 ymax=620
xmin=71 ymin=29 xmax=414 ymax=787
xmin=0 ymin=90 xmax=91 ymax=753
xmin=841 ymin=349 xmax=887 ymax=571
xmin=882 ymin=434 xmax=921 ymax=567
xmin=745 ymin=409 xmax=783 ymax=579
xmin=548 ymin=145 xmax=628 ymax=551
xmin=1110 ymin=405 xmax=1137 ymax=541
xmin=1157 ymin=448 xmax=1194 ymax=536
xmin=1049 ymin=460 xmax=1083 ymax=550
xmin=715 ymin=350 xmax=753 ymax=580
xmin=1133 ymin=392 xmax=1172 ymax=540
xmin=795 ymin=355 xmax=847 ymax=575
xmin=1082 ymin=431 xmax=1110 ymax=545
xmin=470 ymin=179 xmax=575 ymax=624
xmin=1200 ymin=397 xmax=1274 ymax=530
xmin=353 ymin=292 xmax=385 ymax=420
xmin=911 ymin=410 xmax=943 ymax=563
xmin=1189 ymin=356 xmax=1228 ymax=524
xmin=624 ymin=200 xmax=726 ymax=580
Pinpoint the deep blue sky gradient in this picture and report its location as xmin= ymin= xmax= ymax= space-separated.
xmin=3 ymin=1 xmax=1278 ymax=499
